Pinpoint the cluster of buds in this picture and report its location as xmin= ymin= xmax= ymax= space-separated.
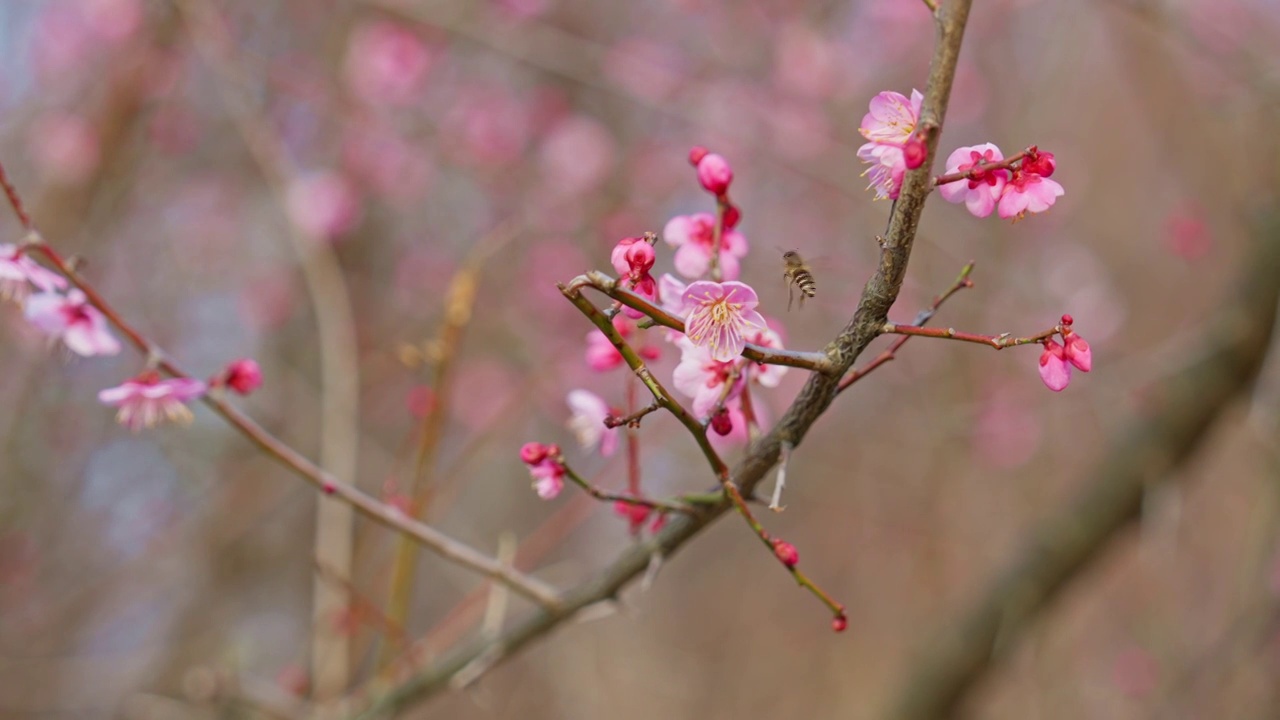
xmin=610 ymin=233 xmax=658 ymax=317
xmin=520 ymin=441 xmax=566 ymax=499
xmin=1038 ymin=315 xmax=1092 ymax=392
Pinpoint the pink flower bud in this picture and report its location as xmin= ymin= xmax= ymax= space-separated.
xmin=520 ymin=441 xmax=549 ymax=465
xmin=772 ymin=538 xmax=799 ymax=567
xmin=624 ymin=240 xmax=656 ymax=276
xmin=1025 ymin=148 xmax=1056 ymax=177
xmin=710 ymin=407 xmax=733 ymax=436
xmin=688 ymin=146 xmax=709 ymax=166
xmin=1065 ymin=334 xmax=1092 ymax=373
xmin=1038 ymin=340 xmax=1071 ymax=392
xmin=322 ymin=482 xmax=337 ymax=495
xmin=902 ymin=133 xmax=927 ymax=170
xmin=832 ymin=615 xmax=848 ymax=633
xmin=223 ymin=358 xmax=263 ymax=395
xmin=696 ymin=153 xmax=733 ymax=196
xmin=722 ymin=202 xmax=742 ymax=229
xmin=1061 ymin=313 xmax=1074 ymax=327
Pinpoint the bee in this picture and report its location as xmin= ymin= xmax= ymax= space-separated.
xmin=781 ymin=250 xmax=816 ymax=311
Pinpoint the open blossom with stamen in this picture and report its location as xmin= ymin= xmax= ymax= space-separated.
xmin=663 ymin=213 xmax=748 ymax=281
xmin=681 ymin=281 xmax=767 ymax=362
xmin=0 ymin=244 xmax=67 ymax=303
xmin=857 ymin=89 xmax=924 ymax=200
xmin=98 ymin=371 xmax=207 ymax=431
xmin=938 ymin=144 xmax=1008 ymax=218
xmin=998 ymin=169 xmax=1064 ymax=221
xmin=859 ymin=89 xmax=923 ymax=147
xmin=24 ymin=289 xmax=121 ymax=356
xmin=566 ymin=389 xmax=618 ymax=457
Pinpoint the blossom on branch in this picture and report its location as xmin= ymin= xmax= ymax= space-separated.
xmin=998 ymin=168 xmax=1064 ymax=221
xmin=24 ymin=289 xmax=121 ymax=356
xmin=681 ymin=281 xmax=767 ymax=362
xmin=663 ymin=213 xmax=748 ymax=281
xmin=856 ymin=89 xmax=923 ymax=200
xmin=520 ymin=442 xmax=566 ymax=499
xmin=938 ymin=144 xmax=1008 ymax=218
xmin=1037 ymin=316 xmax=1091 ymax=392
xmin=98 ymin=371 xmax=207 ymax=431
xmin=566 ymin=389 xmax=619 ymax=457
xmin=0 ymin=245 xmax=66 ymax=303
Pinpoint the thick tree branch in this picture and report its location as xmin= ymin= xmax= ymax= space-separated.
xmin=883 ymin=209 xmax=1280 ymax=720
xmin=352 ymin=2 xmax=974 ymax=716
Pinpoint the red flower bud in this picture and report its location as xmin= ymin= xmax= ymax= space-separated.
xmin=710 ymin=408 xmax=733 ymax=436
xmin=520 ymin=441 xmax=549 ymax=466
xmin=696 ymin=153 xmax=733 ymax=196
xmin=1061 ymin=313 xmax=1074 ymax=327
xmin=688 ymin=146 xmax=709 ymax=166
xmin=772 ymin=538 xmax=799 ymax=567
xmin=903 ymin=133 xmax=927 ymax=170
xmin=223 ymin=358 xmax=263 ymax=395
xmin=832 ymin=615 xmax=848 ymax=633
xmin=722 ymin=202 xmax=742 ymax=229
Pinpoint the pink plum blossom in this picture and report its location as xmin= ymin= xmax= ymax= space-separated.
xmin=285 ymin=171 xmax=363 ymax=240
xmin=938 ymin=144 xmax=1008 ymax=218
xmin=610 ymin=236 xmax=657 ymax=318
xmin=0 ymin=245 xmax=67 ymax=303
xmin=566 ymin=389 xmax=619 ymax=457
xmin=613 ymin=500 xmax=653 ymax=535
xmin=859 ymin=89 xmax=924 ymax=147
xmin=30 ymin=113 xmax=100 ymax=185
xmin=857 ymin=142 xmax=908 ymax=200
xmin=663 ymin=213 xmax=748 ymax=281
xmin=672 ymin=336 xmax=742 ymax=420
xmin=98 ymin=372 xmax=207 ymax=431
xmin=998 ymin=170 xmax=1065 ymax=221
xmin=681 ymin=281 xmax=767 ymax=362
xmin=24 ymin=289 xmax=121 ymax=357
xmin=343 ymin=21 xmax=433 ymax=106
xmin=743 ymin=325 xmax=788 ymax=388
xmin=585 ymin=316 xmax=659 ymax=371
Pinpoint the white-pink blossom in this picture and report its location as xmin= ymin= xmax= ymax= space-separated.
xmin=566 ymin=389 xmax=618 ymax=457
xmin=98 ymin=372 xmax=207 ymax=431
xmin=0 ymin=245 xmax=67 ymax=303
xmin=999 ymin=170 xmax=1065 ymax=221
xmin=24 ymin=289 xmax=121 ymax=356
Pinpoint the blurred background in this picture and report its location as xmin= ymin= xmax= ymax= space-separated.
xmin=2 ymin=0 xmax=1280 ymax=717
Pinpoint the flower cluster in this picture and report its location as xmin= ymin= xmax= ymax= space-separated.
xmin=1037 ymin=315 xmax=1092 ymax=392
xmin=857 ymin=90 xmax=1064 ymax=221
xmin=520 ymin=441 xmax=566 ymax=499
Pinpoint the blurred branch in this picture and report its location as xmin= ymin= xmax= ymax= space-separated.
xmin=883 ymin=208 xmax=1280 ymax=720
xmin=0 ymin=164 xmax=561 ymax=611
xmin=174 ymin=0 xmax=363 ymax=696
xmin=351 ymin=1 xmax=975 ymax=715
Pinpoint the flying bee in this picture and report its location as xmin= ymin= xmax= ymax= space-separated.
xmin=781 ymin=250 xmax=817 ymax=311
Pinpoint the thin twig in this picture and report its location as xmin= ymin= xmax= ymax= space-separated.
xmin=562 ymin=466 xmax=698 ymax=515
xmin=879 ymin=322 xmax=1058 ymax=349
xmin=604 ymin=400 xmax=661 ymax=428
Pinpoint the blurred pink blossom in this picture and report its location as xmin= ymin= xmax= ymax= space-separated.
xmin=341 ymin=125 xmax=433 ymax=203
xmin=612 ymin=500 xmax=654 ymax=535
xmin=98 ymin=372 xmax=207 ymax=431
xmin=774 ymin=24 xmax=839 ymax=98
xmin=938 ymin=144 xmax=1008 ymax=218
xmin=1165 ymin=206 xmax=1213 ymax=260
xmin=682 ymin=281 xmax=766 ymax=362
xmin=538 ymin=115 xmax=617 ymax=197
xmin=602 ymin=39 xmax=685 ymax=102
xmin=520 ymin=442 xmax=565 ymax=500
xmin=743 ymin=325 xmax=788 ymax=388
xmin=444 ymin=90 xmax=531 ymax=166
xmin=30 ymin=113 xmax=101 ymax=185
xmin=566 ymin=389 xmax=618 ymax=457
xmin=220 ymin=359 xmax=263 ymax=395
xmin=285 ymin=171 xmax=363 ymax=240
xmin=30 ymin=6 xmax=95 ymax=81
xmin=25 ymin=289 xmax=120 ymax=357
xmin=343 ymin=21 xmax=433 ymax=106
xmin=83 ymin=0 xmax=143 ymax=42
xmin=695 ymin=152 xmax=733 ymax=196
xmin=0 ymin=245 xmax=67 ymax=303
xmin=972 ymin=387 xmax=1042 ymax=469
xmin=672 ymin=336 xmax=741 ymax=420
xmin=585 ymin=315 xmax=659 ymax=371
xmin=663 ymin=213 xmax=749 ymax=280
